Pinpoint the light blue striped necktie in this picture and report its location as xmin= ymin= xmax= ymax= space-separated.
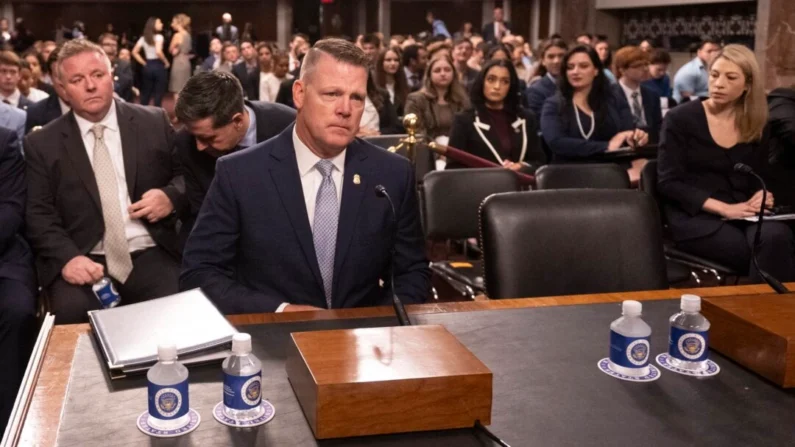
xmin=312 ymin=159 xmax=338 ymax=308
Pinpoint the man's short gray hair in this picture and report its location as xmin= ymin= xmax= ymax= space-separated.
xmin=299 ymin=38 xmax=369 ymax=81
xmin=56 ymin=39 xmax=110 ymax=79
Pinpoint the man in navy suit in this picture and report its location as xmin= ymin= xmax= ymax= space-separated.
xmin=612 ymin=46 xmax=663 ymax=144
xmin=181 ymin=39 xmax=430 ymax=313
xmin=0 ymin=127 xmax=37 ymax=433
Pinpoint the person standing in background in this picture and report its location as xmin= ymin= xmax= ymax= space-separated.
xmin=482 ymin=7 xmax=511 ymax=43
xmin=426 ymin=11 xmax=451 ymax=39
xmin=132 ymin=17 xmax=169 ymax=107
xmin=168 ymin=14 xmax=192 ymax=97
xmin=216 ymin=13 xmax=239 ymax=45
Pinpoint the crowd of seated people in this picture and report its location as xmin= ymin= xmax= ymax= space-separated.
xmin=2 ymin=6 xmax=795 ymax=437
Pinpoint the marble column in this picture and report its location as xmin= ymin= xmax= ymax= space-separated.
xmin=755 ymin=0 xmax=795 ymax=90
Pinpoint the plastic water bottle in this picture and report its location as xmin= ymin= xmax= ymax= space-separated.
xmin=609 ymin=300 xmax=652 ymax=376
xmin=147 ymin=344 xmax=190 ymax=430
xmin=222 ymin=333 xmax=264 ymax=421
xmin=668 ymin=295 xmax=711 ymax=371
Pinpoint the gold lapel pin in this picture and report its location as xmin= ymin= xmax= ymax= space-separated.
xmin=353 ymin=174 xmax=361 ymax=185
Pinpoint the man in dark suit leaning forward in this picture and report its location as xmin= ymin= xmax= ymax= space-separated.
xmin=173 ymin=71 xmax=296 ymax=250
xmin=25 ymin=39 xmax=187 ymax=324
xmin=181 ymin=38 xmax=430 ymax=313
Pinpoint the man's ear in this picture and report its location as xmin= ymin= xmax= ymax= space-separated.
xmin=293 ymin=79 xmax=305 ymax=109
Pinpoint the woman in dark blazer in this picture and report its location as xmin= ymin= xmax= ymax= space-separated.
xmin=447 ymin=59 xmax=546 ymax=171
xmin=658 ymin=44 xmax=795 ymax=282
xmin=540 ymin=45 xmax=649 ymax=163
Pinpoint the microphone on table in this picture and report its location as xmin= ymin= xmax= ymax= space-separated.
xmin=733 ymin=163 xmax=789 ymax=294
xmin=374 ymin=184 xmax=412 ymax=326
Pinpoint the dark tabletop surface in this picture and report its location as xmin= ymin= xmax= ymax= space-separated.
xmin=55 ymin=300 xmax=795 ymax=446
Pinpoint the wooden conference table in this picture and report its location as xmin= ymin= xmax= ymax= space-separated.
xmin=16 ymin=283 xmax=790 ymax=446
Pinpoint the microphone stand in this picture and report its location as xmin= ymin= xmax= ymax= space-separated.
xmin=734 ymin=163 xmax=789 ymax=294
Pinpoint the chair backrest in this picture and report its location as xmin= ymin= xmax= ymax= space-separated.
xmin=480 ymin=189 xmax=668 ymax=299
xmin=639 ymin=159 xmax=658 ymax=197
xmin=421 ymin=168 xmax=520 ymax=240
xmin=535 ymin=163 xmax=630 ymax=190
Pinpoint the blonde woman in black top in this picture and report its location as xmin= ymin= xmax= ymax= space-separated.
xmin=658 ymin=44 xmax=795 ymax=281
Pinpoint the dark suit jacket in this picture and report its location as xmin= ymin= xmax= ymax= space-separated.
xmin=525 ymin=75 xmax=557 ymax=117
xmin=540 ymin=92 xmax=634 ymax=161
xmin=375 ymin=88 xmax=401 ymax=135
xmin=767 ymin=88 xmax=795 ymax=206
xmin=112 ymin=59 xmax=135 ymax=102
xmin=447 ymin=106 xmax=546 ymax=169
xmin=180 ymin=125 xmax=431 ymax=314
xmin=176 ymin=100 xmax=296 ymax=248
xmin=25 ymin=94 xmax=62 ymax=134
xmin=17 ymin=95 xmax=33 ymax=112
xmin=200 ymin=54 xmax=218 ymax=72
xmin=232 ymin=62 xmax=260 ymax=101
xmin=24 ymin=101 xmax=187 ymax=287
xmin=0 ymin=128 xmax=34 ymax=285
xmin=481 ymin=21 xmax=511 ymax=43
xmin=611 ymin=83 xmax=663 ymax=144
xmin=657 ymin=99 xmax=769 ymax=241
xmin=276 ymin=78 xmax=297 ymax=109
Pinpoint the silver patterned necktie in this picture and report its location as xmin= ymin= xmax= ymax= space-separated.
xmin=631 ymin=91 xmax=647 ymax=128
xmin=90 ymin=124 xmax=133 ymax=283
xmin=312 ymin=159 xmax=339 ymax=309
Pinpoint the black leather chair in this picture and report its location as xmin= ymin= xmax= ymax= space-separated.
xmin=535 ymin=164 xmax=630 ymax=190
xmin=533 ymin=162 xmax=693 ymax=285
xmin=640 ymin=160 xmax=738 ymax=284
xmin=421 ymin=168 xmax=521 ymax=297
xmin=479 ymin=189 xmax=668 ymax=299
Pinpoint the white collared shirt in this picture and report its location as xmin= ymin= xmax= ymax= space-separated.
xmin=359 ymin=96 xmax=380 ymax=133
xmin=25 ymin=87 xmax=49 ymax=103
xmin=1 ymin=89 xmax=21 ymax=107
xmin=292 ymin=126 xmax=346 ymax=232
xmin=259 ymin=72 xmax=292 ymax=103
xmin=73 ymin=101 xmax=156 ymax=254
xmin=619 ymin=79 xmax=645 ymax=123
xmin=59 ymin=98 xmax=70 ymax=115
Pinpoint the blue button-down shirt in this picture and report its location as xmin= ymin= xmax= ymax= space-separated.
xmin=672 ymin=57 xmax=709 ymax=103
xmin=239 ymin=105 xmax=257 ymax=148
xmin=431 ymin=19 xmax=451 ymax=38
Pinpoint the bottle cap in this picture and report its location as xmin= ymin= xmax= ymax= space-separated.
xmin=622 ymin=300 xmax=642 ymax=316
xmin=681 ymin=294 xmax=701 ymax=312
xmin=157 ymin=343 xmax=177 ymax=361
xmin=232 ymin=333 xmax=252 ymax=355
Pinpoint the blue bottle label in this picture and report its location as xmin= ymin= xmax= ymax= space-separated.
xmin=148 ymin=378 xmax=189 ymax=420
xmin=669 ymin=327 xmax=709 ymax=362
xmin=609 ymin=330 xmax=650 ymax=368
xmin=223 ymin=371 xmax=262 ymax=410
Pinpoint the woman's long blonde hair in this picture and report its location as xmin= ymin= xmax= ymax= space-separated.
xmin=710 ymin=44 xmax=767 ymax=142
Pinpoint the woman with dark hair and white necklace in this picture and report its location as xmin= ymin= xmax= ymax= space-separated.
xmin=540 ymin=45 xmax=649 ymax=163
